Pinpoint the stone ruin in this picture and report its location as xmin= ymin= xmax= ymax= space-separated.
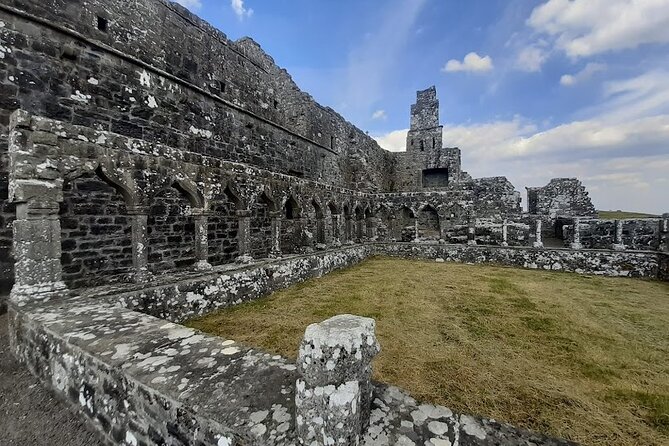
xmin=0 ymin=0 xmax=668 ymax=445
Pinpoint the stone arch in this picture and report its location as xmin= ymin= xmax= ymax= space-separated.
xmin=172 ymin=177 xmax=204 ymax=209
xmin=59 ymin=165 xmax=134 ymax=288
xmin=418 ymin=204 xmax=440 ymax=241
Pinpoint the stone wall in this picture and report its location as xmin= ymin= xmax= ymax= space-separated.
xmin=564 ymin=218 xmax=664 ymax=251
xmin=111 ymin=245 xmax=371 ymax=323
xmin=376 ymin=243 xmax=661 ymax=278
xmin=527 ymin=178 xmax=596 ymax=218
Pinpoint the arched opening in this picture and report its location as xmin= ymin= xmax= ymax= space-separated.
xmin=281 ymin=195 xmax=302 ymax=254
xmin=207 ymin=184 xmax=241 ymax=265
xmin=418 ymin=205 xmax=440 ymax=241
xmin=251 ymin=191 xmax=275 ymax=258
xmin=398 ymin=206 xmax=416 ymax=242
xmin=147 ymin=183 xmax=196 ymax=272
xmin=285 ymin=195 xmax=300 ymax=220
xmin=59 ymin=168 xmax=133 ymax=288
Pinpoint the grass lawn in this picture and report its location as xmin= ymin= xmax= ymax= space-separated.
xmin=598 ymin=210 xmax=659 ymax=219
xmin=186 ymin=257 xmax=669 ymax=446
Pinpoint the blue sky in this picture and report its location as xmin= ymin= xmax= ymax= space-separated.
xmin=176 ymin=0 xmax=669 ymax=214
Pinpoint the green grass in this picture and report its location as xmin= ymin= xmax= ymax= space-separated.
xmin=186 ymin=257 xmax=669 ymax=446
xmin=598 ymin=210 xmax=659 ymax=219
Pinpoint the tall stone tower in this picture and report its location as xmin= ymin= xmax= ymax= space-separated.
xmin=396 ymin=86 xmax=463 ymax=189
xmin=406 ymin=86 xmax=443 ymax=153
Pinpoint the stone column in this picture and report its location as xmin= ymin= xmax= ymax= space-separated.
xmin=501 ymin=220 xmax=509 ymax=247
xmin=533 ymin=219 xmax=544 ymax=248
xmin=414 ymin=219 xmax=419 ymax=242
xmin=192 ymin=209 xmax=212 ymax=270
xmin=270 ymin=211 xmax=282 ymax=257
xmin=295 ymin=315 xmax=380 ymax=446
xmin=467 ymin=220 xmax=476 ymax=245
xmin=389 ymin=215 xmax=397 ymax=242
xmin=570 ymin=217 xmax=583 ymax=250
xmin=236 ymin=209 xmax=253 ymax=263
xmin=330 ymin=213 xmax=341 ymax=247
xmin=11 ymin=199 xmax=68 ymax=305
xmin=295 ymin=216 xmax=308 ymax=251
xmin=612 ymin=219 xmax=626 ymax=251
xmin=127 ymin=206 xmax=151 ymax=283
xmin=368 ymin=217 xmax=378 ymax=241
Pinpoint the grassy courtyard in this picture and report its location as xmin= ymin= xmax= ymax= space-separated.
xmin=186 ymin=258 xmax=669 ymax=446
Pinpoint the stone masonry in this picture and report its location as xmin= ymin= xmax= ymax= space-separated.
xmin=1 ymin=0 xmax=667 ymax=445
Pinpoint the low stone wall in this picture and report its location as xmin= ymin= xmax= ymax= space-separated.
xmin=107 ymin=245 xmax=372 ymax=322
xmin=8 ymin=284 xmax=576 ymax=446
xmin=375 ymin=243 xmax=661 ymax=278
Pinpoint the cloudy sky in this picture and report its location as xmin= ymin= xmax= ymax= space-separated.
xmin=176 ymin=0 xmax=669 ymax=214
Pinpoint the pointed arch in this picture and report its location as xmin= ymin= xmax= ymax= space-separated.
xmin=284 ymin=195 xmax=301 ymax=220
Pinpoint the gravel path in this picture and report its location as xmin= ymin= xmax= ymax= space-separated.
xmin=0 ymin=312 xmax=102 ymax=446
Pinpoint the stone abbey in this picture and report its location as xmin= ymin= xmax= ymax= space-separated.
xmin=0 ymin=1 xmax=667 ymax=445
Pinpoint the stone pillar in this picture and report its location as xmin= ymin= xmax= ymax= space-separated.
xmin=570 ymin=217 xmax=582 ymax=250
xmin=11 ymin=199 xmax=68 ymax=305
xmin=127 ymin=206 xmax=151 ymax=283
xmin=295 ymin=216 xmax=308 ymax=251
xmin=270 ymin=211 xmax=282 ymax=257
xmin=414 ymin=219 xmax=419 ymax=242
xmin=192 ymin=209 xmax=212 ymax=270
xmin=501 ymin=220 xmax=509 ymax=247
xmin=467 ymin=220 xmax=476 ymax=245
xmin=236 ymin=209 xmax=253 ymax=263
xmin=659 ymin=214 xmax=669 ymax=252
xmin=295 ymin=315 xmax=380 ymax=446
xmin=612 ymin=219 xmax=626 ymax=251
xmin=368 ymin=217 xmax=378 ymax=241
xmin=330 ymin=213 xmax=341 ymax=247
xmin=389 ymin=215 xmax=397 ymax=242
xmin=533 ymin=219 xmax=544 ymax=248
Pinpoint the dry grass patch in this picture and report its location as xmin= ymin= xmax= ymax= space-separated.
xmin=186 ymin=257 xmax=669 ymax=446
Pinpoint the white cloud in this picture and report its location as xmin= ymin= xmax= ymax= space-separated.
xmin=442 ymin=52 xmax=493 ymax=73
xmin=371 ymin=110 xmax=387 ymax=120
xmin=515 ymin=46 xmax=548 ymax=72
xmin=560 ymin=63 xmax=606 ymax=86
xmin=528 ymin=0 xmax=669 ymax=58
xmin=373 ymin=129 xmax=408 ymax=152
xmin=174 ymin=0 xmax=202 ymax=10
xmin=231 ymin=0 xmax=253 ymax=20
